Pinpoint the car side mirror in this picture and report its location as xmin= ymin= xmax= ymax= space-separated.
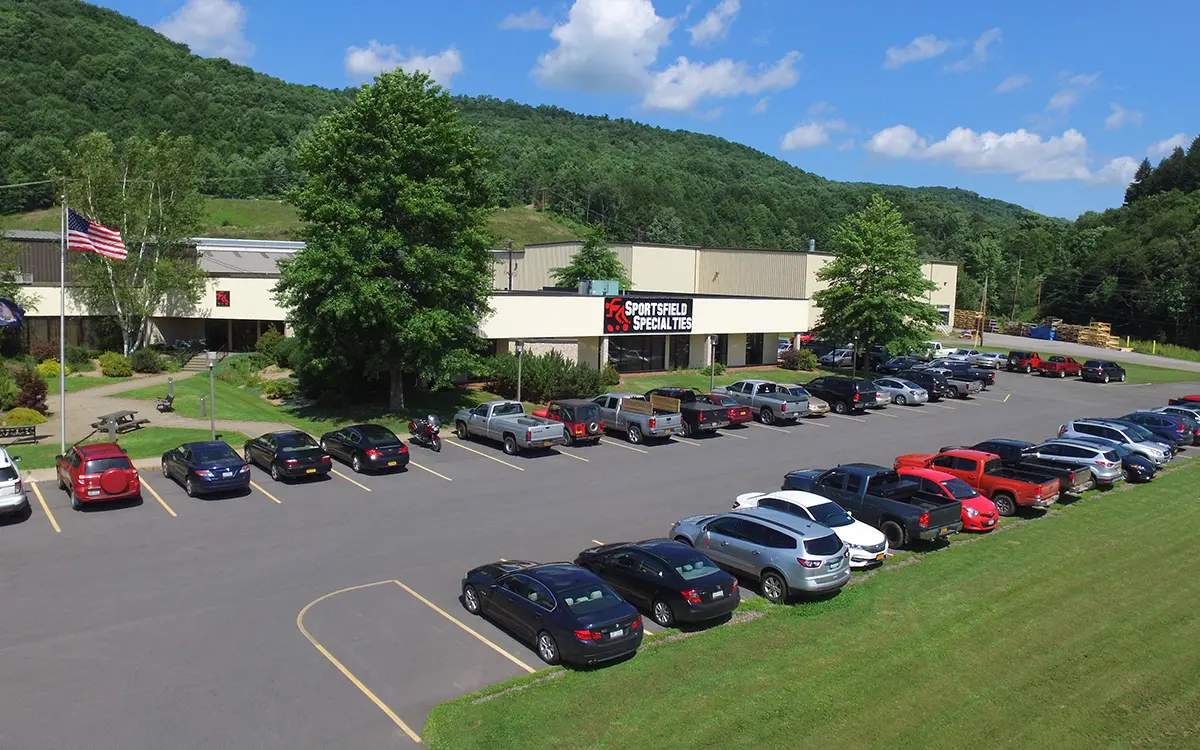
xmin=54 ymin=454 xmax=63 ymax=462
xmin=11 ymin=455 xmax=20 ymax=463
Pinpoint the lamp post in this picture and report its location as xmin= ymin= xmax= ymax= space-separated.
xmin=515 ymin=341 xmax=525 ymax=403
xmin=207 ymin=351 xmax=217 ymax=440
xmin=709 ymin=335 xmax=717 ymax=393
xmin=851 ymin=334 xmax=860 ymax=381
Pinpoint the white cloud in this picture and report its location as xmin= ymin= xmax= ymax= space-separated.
xmin=500 ymin=9 xmax=554 ymax=30
xmin=534 ymin=0 xmax=674 ymax=93
xmin=751 ymin=97 xmax=769 ymax=114
xmin=1087 ymin=156 xmax=1140 ymax=186
xmin=807 ymin=100 xmax=836 ymax=116
xmin=1105 ymin=103 xmax=1143 ymax=130
xmin=866 ymin=125 xmax=927 ymax=158
xmin=994 ymin=73 xmax=1029 ymax=93
xmin=344 ymin=42 xmax=464 ymax=86
xmin=883 ymin=35 xmax=950 ymax=69
xmin=1046 ymin=71 xmax=1101 ymax=115
xmin=946 ymin=27 xmax=1001 ymax=72
xmin=688 ymin=0 xmax=740 ymax=45
xmin=780 ymin=119 xmax=849 ymax=150
xmin=156 ymin=0 xmax=254 ymax=63
xmin=836 ymin=139 xmax=856 ymax=152
xmin=1147 ymin=133 xmax=1190 ymax=156
xmin=643 ymin=50 xmax=801 ymax=112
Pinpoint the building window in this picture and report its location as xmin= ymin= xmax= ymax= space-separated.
xmin=745 ymin=333 xmax=764 ymax=366
xmin=609 ymin=335 xmax=666 ymax=373
xmin=713 ymin=334 xmax=728 ymax=365
xmin=669 ymin=335 xmax=690 ymax=370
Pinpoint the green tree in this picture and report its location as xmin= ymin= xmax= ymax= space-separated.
xmin=275 ymin=70 xmax=494 ymax=411
xmin=647 ymin=208 xmax=684 ymax=244
xmin=1125 ymin=158 xmax=1154 ymax=204
xmin=60 ymin=132 xmax=206 ymax=354
xmin=812 ymin=194 xmax=942 ymax=358
xmin=550 ymin=225 xmax=630 ymax=288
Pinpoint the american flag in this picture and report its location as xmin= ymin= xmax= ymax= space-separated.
xmin=67 ymin=208 xmax=127 ymax=260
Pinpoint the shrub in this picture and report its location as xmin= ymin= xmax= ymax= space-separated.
xmin=65 ymin=344 xmax=95 ymax=371
xmin=13 ymin=369 xmax=47 ymax=414
xmin=5 ymin=406 xmax=47 ymax=425
xmin=263 ymin=379 xmax=298 ymax=400
xmin=99 ymin=351 xmax=133 ymax=377
xmin=130 ymin=348 xmax=164 ymax=373
xmin=600 ymin=363 xmax=621 ymax=388
xmin=780 ymin=348 xmax=819 ymax=371
xmin=0 ymin=375 xmax=19 ymax=411
xmin=255 ymin=328 xmax=285 ymax=360
xmin=486 ymin=352 xmax=603 ymax=402
xmin=272 ymin=336 xmax=303 ymax=370
xmin=35 ymin=359 xmax=69 ymax=379
xmin=216 ymin=354 xmax=264 ymax=387
xmin=700 ymin=361 xmax=727 ymax=377
xmin=29 ymin=339 xmax=59 ymax=363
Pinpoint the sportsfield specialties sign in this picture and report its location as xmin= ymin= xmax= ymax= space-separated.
xmin=603 ymin=297 xmax=693 ymax=334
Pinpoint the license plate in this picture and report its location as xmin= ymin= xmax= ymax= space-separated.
xmin=664 ymin=429 xmax=673 ymax=435
xmin=541 ymin=440 xmax=551 ymax=447
xmin=940 ymin=527 xmax=949 ymax=535
xmin=305 ymin=468 xmax=316 ymax=474
xmin=88 ymin=489 xmax=101 ymax=497
xmin=711 ymin=589 xmax=724 ymax=599
xmin=222 ymin=471 xmax=233 ymax=478
xmin=875 ymin=553 xmax=885 ymax=561
xmin=984 ymin=520 xmax=996 ymax=526
xmin=387 ymin=461 xmax=397 ymax=467
xmin=609 ymin=628 xmax=624 ymax=638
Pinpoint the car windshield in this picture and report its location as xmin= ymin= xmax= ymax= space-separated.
xmin=493 ymin=403 xmax=524 ymax=417
xmin=560 ymin=582 xmax=622 ymax=615
xmin=942 ymin=477 xmax=979 ymax=499
xmin=568 ymin=404 xmax=601 ymax=421
xmin=193 ymin=445 xmax=239 ymax=463
xmin=717 ymin=397 xmax=740 ymax=407
xmin=83 ymin=456 xmax=132 ymax=473
xmin=358 ymin=425 xmax=400 ymax=442
xmin=277 ymin=433 xmax=318 ymax=451
xmin=674 ymin=556 xmax=721 ymax=581
xmin=0 ymin=465 xmax=18 ymax=481
xmin=1122 ymin=423 xmax=1156 ymax=441
xmin=807 ymin=502 xmax=853 ymax=527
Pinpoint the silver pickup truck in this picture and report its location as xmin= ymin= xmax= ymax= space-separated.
xmin=919 ymin=367 xmax=983 ymax=399
xmin=712 ymin=379 xmax=807 ymax=424
xmin=592 ymin=392 xmax=684 ymax=445
xmin=453 ymin=400 xmax=566 ymax=455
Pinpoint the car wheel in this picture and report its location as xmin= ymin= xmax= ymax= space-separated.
xmin=456 ymin=421 xmax=469 ymax=440
xmin=536 ymin=631 xmax=561 ymax=665
xmin=895 ymin=394 xmax=907 ymax=406
xmin=320 ymin=439 xmax=328 ymax=452
xmin=627 ymin=425 xmax=643 ymax=444
xmin=57 ymin=471 xmax=67 ymax=491
xmin=1102 ymin=374 xmax=1110 ymax=384
xmin=562 ymin=430 xmax=575 ymax=446
xmin=674 ymin=535 xmax=693 ymax=547
xmin=270 ymin=463 xmax=281 ymax=482
xmin=832 ymin=400 xmax=848 ymax=415
xmin=1024 ymin=365 xmax=1032 ymax=373
xmin=760 ymin=407 xmax=775 ymax=425
xmin=463 ymin=585 xmax=482 ymax=615
xmin=992 ymin=492 xmax=1017 ymax=517
xmin=760 ymin=570 xmax=788 ymax=604
xmin=1059 ymin=369 xmax=1066 ymax=379
xmin=161 ymin=460 xmax=170 ymax=479
xmin=70 ymin=488 xmax=83 ymax=511
xmin=1119 ymin=373 xmax=1126 ymax=382
xmin=184 ymin=477 xmax=196 ymax=498
xmin=502 ymin=435 xmax=518 ymax=455
xmin=351 ymin=454 xmax=363 ymax=473
xmin=881 ymin=521 xmax=906 ymax=550
xmin=652 ymin=600 xmax=675 ymax=628
xmin=681 ymin=419 xmax=693 ymax=437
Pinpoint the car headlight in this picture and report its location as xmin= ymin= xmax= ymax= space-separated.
xmin=965 ymin=506 xmax=980 ymax=517
xmin=846 ymin=543 xmax=862 ymax=550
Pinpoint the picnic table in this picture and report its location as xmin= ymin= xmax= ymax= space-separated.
xmin=92 ymin=410 xmax=150 ymax=440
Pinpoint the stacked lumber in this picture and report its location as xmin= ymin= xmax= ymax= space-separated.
xmin=954 ymin=309 xmax=981 ymax=329
xmin=1077 ymin=322 xmax=1119 ymax=349
xmin=1054 ymin=323 xmax=1084 ymax=343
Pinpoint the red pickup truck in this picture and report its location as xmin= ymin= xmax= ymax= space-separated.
xmin=894 ymin=449 xmax=1060 ymax=517
xmin=1037 ymin=355 xmax=1082 ymax=378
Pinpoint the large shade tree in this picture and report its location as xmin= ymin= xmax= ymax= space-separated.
xmin=275 ymin=70 xmax=494 ymax=410
xmin=813 ymin=194 xmax=943 ymax=358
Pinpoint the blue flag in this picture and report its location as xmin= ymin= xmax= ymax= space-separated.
xmin=0 ymin=298 xmax=25 ymax=328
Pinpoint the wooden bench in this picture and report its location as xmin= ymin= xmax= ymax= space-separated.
xmin=0 ymin=424 xmax=41 ymax=445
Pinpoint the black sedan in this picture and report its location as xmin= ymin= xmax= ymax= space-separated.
xmin=319 ymin=423 xmax=409 ymax=473
xmin=877 ymin=356 xmax=924 ymax=375
xmin=575 ymin=539 xmax=739 ymax=628
xmin=160 ymin=440 xmax=250 ymax=497
xmin=461 ymin=561 xmax=643 ymax=666
xmin=243 ymin=430 xmax=331 ymax=482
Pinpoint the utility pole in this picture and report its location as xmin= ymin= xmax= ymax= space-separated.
xmin=505 ymin=238 xmax=514 ymax=291
xmin=1010 ymin=256 xmax=1022 ymax=319
xmin=1036 ymin=279 xmax=1044 ymax=316
xmin=977 ymin=274 xmax=989 ymax=347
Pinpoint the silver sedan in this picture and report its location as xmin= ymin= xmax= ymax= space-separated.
xmin=872 ymin=378 xmax=929 ymax=406
xmin=971 ymin=352 xmax=1006 ymax=369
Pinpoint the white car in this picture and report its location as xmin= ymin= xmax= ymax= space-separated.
xmin=0 ymin=448 xmax=27 ymax=517
xmin=732 ymin=490 xmax=888 ymax=568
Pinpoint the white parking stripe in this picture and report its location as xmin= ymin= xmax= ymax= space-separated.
xmin=870 ymin=411 xmax=899 ymax=418
xmin=600 ymin=438 xmax=649 ymax=454
xmin=748 ymin=422 xmax=791 ymax=434
xmin=828 ymin=413 xmax=867 ymax=423
xmin=720 ymin=430 xmax=751 ymax=439
xmin=801 ymin=419 xmax=829 ymax=428
xmin=925 ymin=402 xmax=956 ymax=410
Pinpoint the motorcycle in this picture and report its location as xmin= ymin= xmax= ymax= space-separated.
xmin=408 ymin=414 xmax=442 ymax=452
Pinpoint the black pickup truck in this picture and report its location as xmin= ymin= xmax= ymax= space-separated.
xmin=932 ymin=360 xmax=996 ymax=388
xmin=644 ymin=388 xmax=730 ymax=438
xmin=896 ymin=369 xmax=954 ymax=401
xmin=951 ymin=438 xmax=1095 ymax=495
xmin=783 ymin=463 xmax=963 ymax=550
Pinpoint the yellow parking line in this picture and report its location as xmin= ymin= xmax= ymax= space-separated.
xmin=748 ymin=422 xmax=790 ymax=434
xmin=1004 ymin=393 xmax=1012 ymax=403
xmin=393 ymin=580 xmax=536 ymax=674
xmin=250 ymin=480 xmax=282 ymax=504
xmin=28 ymin=481 xmax=61 ymax=533
xmin=139 ymin=479 xmax=177 ymax=518
xmin=331 ymin=469 xmax=372 ymax=492
xmin=297 ymin=581 xmax=423 ymax=744
xmin=444 ymin=439 xmax=525 ymax=471
xmin=409 ymin=461 xmax=452 ymax=481
xmin=553 ymin=449 xmax=590 ymax=462
xmin=600 ymin=438 xmax=649 ymax=454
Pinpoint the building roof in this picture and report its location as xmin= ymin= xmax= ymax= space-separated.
xmin=2 ymin=229 xmax=61 ymax=241
xmin=520 ymin=238 xmax=961 ymax=267
xmin=198 ymin=248 xmax=290 ymax=276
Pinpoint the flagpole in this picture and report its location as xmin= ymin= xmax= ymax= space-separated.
xmin=59 ymin=196 xmax=67 ymax=454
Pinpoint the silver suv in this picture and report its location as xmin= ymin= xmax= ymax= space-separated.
xmin=1057 ymin=419 xmax=1172 ymax=467
xmin=668 ymin=507 xmax=851 ymax=604
xmin=1025 ymin=439 xmax=1124 ymax=488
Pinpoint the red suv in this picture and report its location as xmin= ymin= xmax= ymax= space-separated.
xmin=56 ymin=443 xmax=141 ymax=509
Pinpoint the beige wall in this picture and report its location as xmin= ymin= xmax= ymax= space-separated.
xmin=630 ymin=244 xmax=695 ymax=293
xmin=24 ymin=277 xmax=286 ymax=320
xmin=696 ymin=248 xmax=807 ymax=298
xmin=690 ymin=297 xmax=811 ymax=335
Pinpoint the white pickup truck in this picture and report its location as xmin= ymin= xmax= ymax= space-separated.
xmin=453 ymin=400 xmax=566 ymax=455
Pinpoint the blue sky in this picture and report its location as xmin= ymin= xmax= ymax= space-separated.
xmin=103 ymin=0 xmax=1196 ymax=218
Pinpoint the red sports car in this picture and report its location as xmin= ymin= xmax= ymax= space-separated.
xmin=696 ymin=393 xmax=753 ymax=425
xmin=896 ymin=467 xmax=999 ymax=532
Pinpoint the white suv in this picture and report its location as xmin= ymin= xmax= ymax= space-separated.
xmin=0 ymin=449 xmax=28 ymax=518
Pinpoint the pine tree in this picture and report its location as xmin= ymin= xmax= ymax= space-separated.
xmin=550 ymin=225 xmax=630 ymax=288
xmin=1124 ymin=158 xmax=1153 ymax=204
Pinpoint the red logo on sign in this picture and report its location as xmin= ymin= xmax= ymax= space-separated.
xmin=604 ymin=297 xmax=629 ymax=332
xmin=215 ymin=290 xmax=230 ymax=307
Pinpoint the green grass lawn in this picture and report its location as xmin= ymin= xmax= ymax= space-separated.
xmin=423 ymin=463 xmax=1200 ymax=749
xmin=618 ymin=366 xmax=816 ymax=393
xmin=119 ymin=375 xmax=293 ymax=423
xmin=487 ymin=206 xmax=580 ymax=248
xmin=202 ymin=198 xmax=303 ymax=240
xmin=10 ymin=427 xmax=251 ymax=470
xmin=47 ymin=375 xmax=132 ymax=393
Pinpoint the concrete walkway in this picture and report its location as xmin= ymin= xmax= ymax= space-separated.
xmin=947 ymin=332 xmax=1200 ymax=373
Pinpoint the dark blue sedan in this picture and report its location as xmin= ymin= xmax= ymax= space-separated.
xmin=1118 ymin=413 xmax=1193 ymax=448
xmin=461 ymin=561 xmax=643 ymax=666
xmin=160 ymin=441 xmax=251 ymax=496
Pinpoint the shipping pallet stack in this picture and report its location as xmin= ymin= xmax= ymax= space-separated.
xmin=953 ymin=309 xmax=981 ymax=329
xmin=1077 ymin=321 xmax=1120 ymax=350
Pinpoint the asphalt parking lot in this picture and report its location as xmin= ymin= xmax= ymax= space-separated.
xmin=0 ymin=372 xmax=1194 ymax=748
